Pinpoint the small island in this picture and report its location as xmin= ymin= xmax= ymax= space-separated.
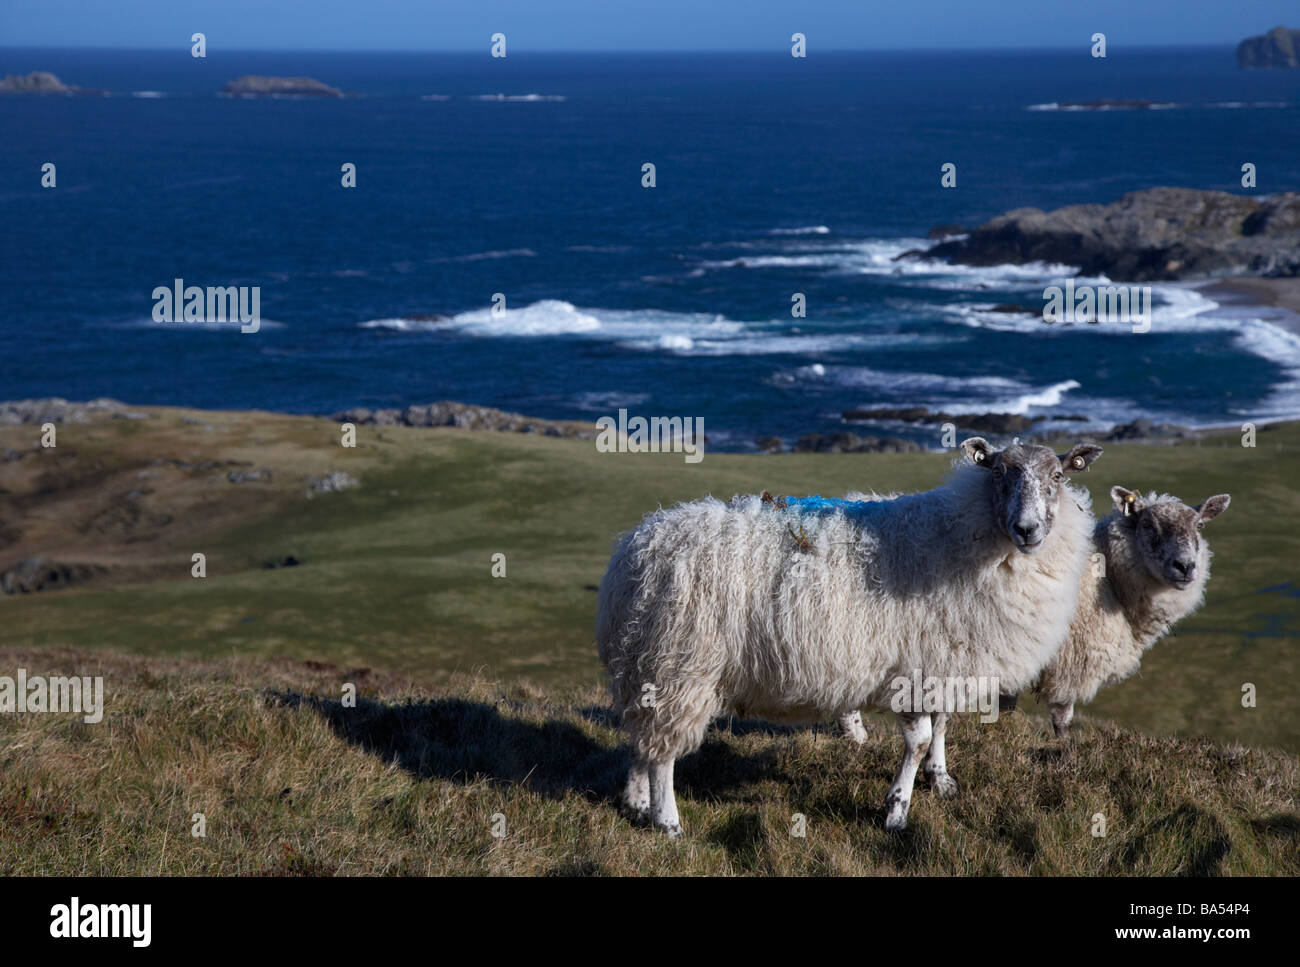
xmin=0 ymin=71 xmax=103 ymax=95
xmin=220 ymin=75 xmax=344 ymax=97
xmin=1237 ymin=25 xmax=1300 ymax=68
xmin=1057 ymin=98 xmax=1174 ymax=110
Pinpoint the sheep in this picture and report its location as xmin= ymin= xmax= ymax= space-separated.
xmin=595 ymin=437 xmax=1102 ymax=836
xmin=1033 ymin=486 xmax=1231 ymax=741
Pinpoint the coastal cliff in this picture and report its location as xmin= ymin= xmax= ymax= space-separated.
xmin=910 ymin=188 xmax=1300 ymax=281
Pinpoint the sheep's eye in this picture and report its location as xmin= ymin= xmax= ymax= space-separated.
xmin=1052 ymin=472 xmax=1063 ymax=483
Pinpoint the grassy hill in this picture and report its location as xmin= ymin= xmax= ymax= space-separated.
xmin=1 ymin=406 xmax=1297 ymax=752
xmin=2 ymin=648 xmax=1296 ymax=876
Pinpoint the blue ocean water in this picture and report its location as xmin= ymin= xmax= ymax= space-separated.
xmin=2 ymin=47 xmax=1299 ymax=448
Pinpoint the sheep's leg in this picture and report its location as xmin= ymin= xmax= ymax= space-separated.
xmin=1050 ymin=702 xmax=1074 ymax=742
xmin=921 ymin=712 xmax=959 ymax=799
xmin=623 ymin=752 xmax=651 ymax=825
xmin=884 ymin=712 xmax=932 ymax=831
xmin=837 ymin=710 xmax=867 ymax=745
xmin=649 ymin=758 xmax=682 ymax=839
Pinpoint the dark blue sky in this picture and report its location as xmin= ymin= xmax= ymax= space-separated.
xmin=1 ymin=0 xmax=1293 ymax=50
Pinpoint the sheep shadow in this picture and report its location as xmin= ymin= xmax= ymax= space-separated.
xmin=1116 ymin=803 xmax=1232 ymax=876
xmin=574 ymin=704 xmax=810 ymax=800
xmin=272 ymin=691 xmax=776 ymax=811
xmin=270 ymin=690 xmax=623 ymax=805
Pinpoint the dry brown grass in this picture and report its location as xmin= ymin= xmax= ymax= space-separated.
xmin=1 ymin=648 xmax=1296 ymax=876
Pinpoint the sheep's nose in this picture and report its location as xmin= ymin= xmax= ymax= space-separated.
xmin=1013 ymin=522 xmax=1040 ymax=542
xmin=1172 ymin=559 xmax=1195 ymax=579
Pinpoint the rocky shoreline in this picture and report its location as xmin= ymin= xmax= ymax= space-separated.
xmin=0 ymin=396 xmax=1265 ymax=456
xmin=904 ymin=187 xmax=1300 ymax=281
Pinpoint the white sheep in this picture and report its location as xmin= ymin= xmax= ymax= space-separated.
xmin=1034 ymin=486 xmax=1231 ymax=740
xmin=596 ymin=438 xmax=1102 ymax=836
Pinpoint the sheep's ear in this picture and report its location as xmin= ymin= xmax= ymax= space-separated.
xmin=961 ymin=437 xmax=995 ymax=467
xmin=1059 ymin=443 xmax=1103 ymax=473
xmin=1111 ymin=486 xmax=1143 ymax=516
xmin=1197 ymin=494 xmax=1230 ymax=522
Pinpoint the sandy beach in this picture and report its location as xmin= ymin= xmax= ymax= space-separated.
xmin=1205 ymin=277 xmax=1300 ymax=334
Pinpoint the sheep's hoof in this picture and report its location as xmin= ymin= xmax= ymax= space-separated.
xmin=837 ymin=713 xmax=867 ymax=745
xmin=928 ymin=770 xmax=959 ymax=799
xmin=655 ymin=821 xmax=683 ymax=839
xmin=622 ymin=803 xmax=650 ymax=827
xmin=883 ymin=795 xmax=910 ymax=831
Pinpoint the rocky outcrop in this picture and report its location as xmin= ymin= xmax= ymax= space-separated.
xmin=0 ymin=398 xmax=136 ymax=424
xmin=220 ymin=76 xmax=343 ymax=97
xmin=1 ymin=557 xmax=108 ymax=594
xmin=0 ymin=71 xmax=102 ymax=95
xmin=227 ymin=468 xmax=272 ymax=484
xmin=307 ymin=471 xmax=358 ymax=496
xmin=792 ymin=432 xmax=922 ymax=454
xmin=911 ymin=188 xmax=1300 ymax=280
xmin=1237 ymin=26 xmax=1300 ymax=68
xmin=1102 ymin=419 xmax=1194 ymax=442
xmin=840 ymin=406 xmax=1080 ymax=436
xmin=330 ymin=401 xmax=598 ymax=439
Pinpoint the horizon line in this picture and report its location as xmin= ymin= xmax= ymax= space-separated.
xmin=0 ymin=42 xmax=1242 ymax=55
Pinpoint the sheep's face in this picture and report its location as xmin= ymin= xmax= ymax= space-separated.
xmin=1111 ymin=488 xmax=1230 ymax=589
xmin=962 ymin=438 xmax=1103 ymax=554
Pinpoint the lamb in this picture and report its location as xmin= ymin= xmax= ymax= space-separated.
xmin=1034 ymin=486 xmax=1230 ymax=740
xmin=595 ymin=437 xmax=1102 ymax=836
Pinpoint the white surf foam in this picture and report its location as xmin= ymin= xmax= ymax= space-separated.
xmin=933 ymin=282 xmax=1300 ymax=421
xmin=472 ymin=93 xmax=566 ymax=102
xmin=359 ymin=300 xmax=954 ymax=356
xmin=809 ymin=365 xmax=1092 ymax=418
xmin=768 ymin=225 xmax=831 ymax=236
xmin=694 ymin=236 xmax=1083 ymax=285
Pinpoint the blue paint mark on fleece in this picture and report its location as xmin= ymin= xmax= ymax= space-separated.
xmin=780 ymin=495 xmax=863 ymax=514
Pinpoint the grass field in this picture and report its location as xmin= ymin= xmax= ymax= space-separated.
xmin=2 ymin=406 xmax=1297 ymax=750
xmin=1 ymin=406 xmax=1298 ymax=874
xmin=1 ymin=648 xmax=1296 ymax=876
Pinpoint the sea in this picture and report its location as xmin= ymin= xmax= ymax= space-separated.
xmin=2 ymin=46 xmax=1299 ymax=449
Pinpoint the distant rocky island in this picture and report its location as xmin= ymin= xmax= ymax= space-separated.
xmin=1238 ymin=26 xmax=1300 ymax=68
xmin=220 ymin=76 xmax=344 ymax=97
xmin=903 ymin=187 xmax=1300 ymax=281
xmin=0 ymin=71 xmax=103 ymax=96
xmin=1055 ymin=99 xmax=1174 ymax=111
